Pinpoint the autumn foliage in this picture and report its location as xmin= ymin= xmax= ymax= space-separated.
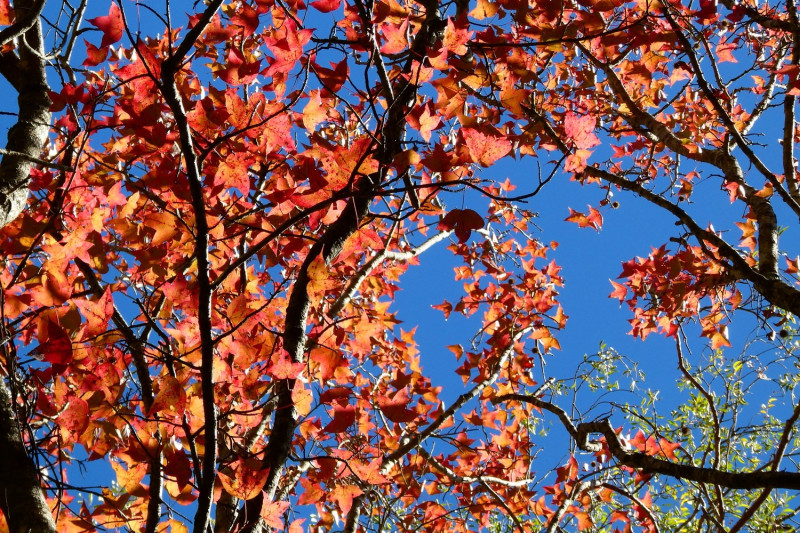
xmin=0 ymin=0 xmax=799 ymax=531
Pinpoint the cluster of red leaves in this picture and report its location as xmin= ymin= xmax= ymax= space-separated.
xmin=609 ymin=245 xmax=739 ymax=348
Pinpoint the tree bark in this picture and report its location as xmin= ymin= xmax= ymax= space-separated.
xmin=0 ymin=379 xmax=56 ymax=533
xmin=0 ymin=8 xmax=56 ymax=533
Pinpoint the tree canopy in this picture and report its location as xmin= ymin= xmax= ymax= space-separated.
xmin=0 ymin=0 xmax=799 ymax=531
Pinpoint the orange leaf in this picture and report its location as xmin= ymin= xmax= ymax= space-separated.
xmin=380 ymin=18 xmax=409 ymax=54
xmin=565 ymin=205 xmax=602 ymax=231
xmin=609 ymin=280 xmax=628 ymax=301
xmin=329 ymin=484 xmax=363 ymax=514
xmin=218 ymin=459 xmax=270 ymax=500
xmin=148 ymin=375 xmax=187 ymax=417
xmin=110 ymin=460 xmax=148 ymax=493
xmin=75 ymin=287 xmax=114 ymax=338
xmin=259 ymin=499 xmax=289 ymax=529
xmin=575 ymin=511 xmax=593 ymax=531
xmin=0 ymin=0 xmax=12 ymax=26
xmin=267 ymin=352 xmax=305 ymax=380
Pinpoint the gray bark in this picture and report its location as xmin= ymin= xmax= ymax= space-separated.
xmin=0 ymin=6 xmax=56 ymax=533
xmin=0 ymin=379 xmax=56 ymax=533
xmin=0 ymin=16 xmax=50 ymax=227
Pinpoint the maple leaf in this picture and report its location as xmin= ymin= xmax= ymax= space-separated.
xmin=442 ymin=18 xmax=473 ymax=55
xmin=267 ymin=352 xmax=305 ymax=380
xmin=311 ymin=346 xmax=347 ymax=382
xmin=716 ymin=42 xmax=738 ymax=64
xmin=574 ymin=511 xmax=593 ymax=531
xmin=74 ymin=287 xmax=114 ymax=338
xmin=658 ymin=437 xmax=681 ymax=460
xmin=148 ymin=376 xmax=187 ymax=417
xmin=564 ymin=112 xmax=600 ymax=150
xmin=111 ymin=460 xmax=148 ymax=493
xmin=709 ymin=327 xmax=732 ymax=350
xmin=565 ymin=206 xmax=603 ymax=231
xmin=0 ymin=0 xmax=12 ymax=26
xmin=215 ymin=47 xmax=261 ymax=86
xmin=83 ymin=39 xmax=107 ymax=67
xmin=88 ymin=3 xmax=124 ymax=49
xmin=144 ymin=211 xmax=179 ymax=246
xmin=609 ymin=280 xmax=628 ymax=302
xmin=461 ymin=126 xmax=512 ymax=166
xmin=213 ymin=156 xmax=250 ymax=196
xmin=319 ymin=386 xmax=352 ymax=404
xmin=329 ymin=484 xmax=364 ymax=514
xmin=163 ymin=448 xmax=193 ymax=490
xmin=38 ymin=322 xmax=73 ymax=366
xmin=259 ymin=499 xmax=290 ymax=529
xmin=302 ymin=90 xmax=329 ymax=131
xmin=380 ymin=19 xmax=409 ymax=54
xmin=438 ymin=208 xmax=484 ymax=243
xmin=377 ymin=388 xmax=417 ymax=423
xmin=311 ymin=0 xmax=342 ymax=12
xmin=57 ymin=396 xmax=90 ymax=435
xmin=218 ymin=458 xmax=270 ymax=500
xmin=407 ymin=102 xmax=441 ymax=143
xmin=287 ymin=519 xmax=305 ymax=533
xmin=323 ymin=404 xmax=356 ymax=433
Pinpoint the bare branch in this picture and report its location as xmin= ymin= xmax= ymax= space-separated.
xmin=328 ymin=230 xmax=453 ymax=318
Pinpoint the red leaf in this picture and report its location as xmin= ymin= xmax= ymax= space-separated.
xmin=313 ymin=59 xmax=349 ymax=93
xmin=438 ymin=208 xmax=484 ymax=243
xmin=407 ymin=102 xmax=441 ymax=143
xmin=267 ymin=353 xmax=305 ymax=380
xmin=319 ymin=386 xmax=352 ymax=404
xmin=88 ymin=3 xmax=124 ymax=49
xmin=377 ymin=389 xmax=417 ymax=423
xmin=608 ymin=280 xmax=628 ymax=302
xmin=83 ymin=39 xmax=107 ymax=67
xmin=39 ymin=323 xmax=73 ymax=366
xmin=57 ymin=396 xmax=89 ymax=434
xmin=564 ymin=112 xmax=600 ymax=150
xmin=311 ymin=0 xmax=342 ymax=12
xmin=461 ymin=127 xmax=511 ymax=166
xmin=323 ymin=404 xmax=356 ymax=433
xmin=163 ymin=448 xmax=193 ymax=489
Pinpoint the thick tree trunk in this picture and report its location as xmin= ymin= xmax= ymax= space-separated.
xmin=0 ymin=379 xmax=56 ymax=532
xmin=0 ymin=10 xmax=56 ymax=533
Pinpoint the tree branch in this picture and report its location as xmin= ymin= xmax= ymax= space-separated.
xmin=328 ymin=230 xmax=452 ymax=318
xmin=497 ymin=394 xmax=800 ymax=491
xmin=160 ymin=3 xmax=227 ymax=528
